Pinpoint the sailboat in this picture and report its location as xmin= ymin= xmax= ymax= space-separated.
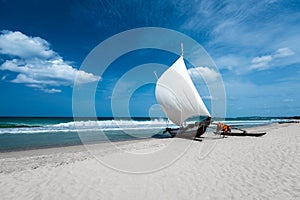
xmin=155 ymin=46 xmax=211 ymax=139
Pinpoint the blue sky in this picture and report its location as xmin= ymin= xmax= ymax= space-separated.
xmin=0 ymin=0 xmax=300 ymax=117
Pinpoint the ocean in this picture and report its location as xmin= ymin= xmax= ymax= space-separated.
xmin=0 ymin=117 xmax=292 ymax=152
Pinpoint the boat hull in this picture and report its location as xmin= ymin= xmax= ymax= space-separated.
xmin=220 ymin=132 xmax=266 ymax=137
xmin=169 ymin=126 xmax=201 ymax=139
xmin=164 ymin=117 xmax=211 ymax=139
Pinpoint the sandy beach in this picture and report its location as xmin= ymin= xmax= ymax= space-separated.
xmin=0 ymin=123 xmax=299 ymax=200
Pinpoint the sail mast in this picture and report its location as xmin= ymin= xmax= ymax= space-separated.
xmin=181 ymin=43 xmax=184 ymax=57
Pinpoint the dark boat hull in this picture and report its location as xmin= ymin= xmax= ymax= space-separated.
xmin=169 ymin=127 xmax=200 ymax=139
xmin=164 ymin=117 xmax=211 ymax=139
xmin=220 ymin=132 xmax=266 ymax=137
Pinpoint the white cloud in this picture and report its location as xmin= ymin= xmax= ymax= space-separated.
xmin=42 ymin=88 xmax=62 ymax=94
xmin=273 ymin=47 xmax=295 ymax=58
xmin=252 ymin=55 xmax=273 ymax=63
xmin=0 ymin=30 xmax=55 ymax=59
xmin=215 ymin=47 xmax=296 ymax=72
xmin=249 ymin=62 xmax=269 ymax=70
xmin=249 ymin=55 xmax=273 ymax=70
xmin=188 ymin=66 xmax=219 ymax=82
xmin=249 ymin=47 xmax=295 ymax=70
xmin=0 ymin=30 xmax=100 ymax=93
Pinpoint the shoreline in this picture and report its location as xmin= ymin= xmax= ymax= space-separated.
xmin=0 ymin=122 xmax=280 ymax=156
xmin=0 ymin=122 xmax=278 ymax=154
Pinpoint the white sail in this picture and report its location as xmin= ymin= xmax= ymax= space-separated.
xmin=155 ymin=56 xmax=210 ymax=126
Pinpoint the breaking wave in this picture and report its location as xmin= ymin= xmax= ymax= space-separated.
xmin=0 ymin=119 xmax=175 ymax=135
xmin=0 ymin=117 xmax=290 ymax=135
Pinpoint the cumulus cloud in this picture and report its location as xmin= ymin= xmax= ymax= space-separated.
xmin=0 ymin=30 xmax=100 ymax=93
xmin=249 ymin=47 xmax=295 ymax=70
xmin=188 ymin=67 xmax=219 ymax=82
xmin=0 ymin=30 xmax=55 ymax=59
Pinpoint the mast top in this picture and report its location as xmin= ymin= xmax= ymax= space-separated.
xmin=181 ymin=43 xmax=184 ymax=57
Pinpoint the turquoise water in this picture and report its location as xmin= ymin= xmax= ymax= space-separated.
xmin=0 ymin=117 xmax=168 ymax=152
xmin=0 ymin=117 xmax=294 ymax=152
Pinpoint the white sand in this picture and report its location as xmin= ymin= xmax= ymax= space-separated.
xmin=0 ymin=123 xmax=299 ymax=199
